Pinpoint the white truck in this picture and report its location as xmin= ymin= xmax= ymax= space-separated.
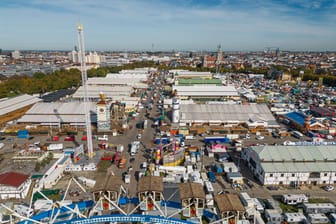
xmin=98 ymin=135 xmax=108 ymax=141
xmin=130 ymin=141 xmax=140 ymax=156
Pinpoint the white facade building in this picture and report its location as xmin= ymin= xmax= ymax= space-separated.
xmin=11 ymin=50 xmax=21 ymax=59
xmin=242 ymin=145 xmax=336 ymax=186
xmin=68 ymin=51 xmax=102 ymax=64
xmin=0 ymin=172 xmax=31 ymax=200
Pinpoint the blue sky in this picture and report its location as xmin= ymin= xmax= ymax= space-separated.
xmin=0 ymin=0 xmax=335 ymax=51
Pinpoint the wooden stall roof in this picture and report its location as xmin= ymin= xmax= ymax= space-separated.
xmin=215 ymin=194 xmax=245 ymax=213
xmin=179 ymin=182 xmax=205 ymax=200
xmin=92 ymin=174 xmax=123 ymax=193
xmin=137 ymin=176 xmax=163 ymax=193
xmin=210 ymin=126 xmax=229 ymax=131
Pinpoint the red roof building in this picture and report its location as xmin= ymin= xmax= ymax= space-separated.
xmin=0 ymin=172 xmax=29 ymax=187
xmin=0 ymin=172 xmax=31 ymax=200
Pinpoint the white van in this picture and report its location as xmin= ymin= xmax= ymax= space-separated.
xmin=185 ymin=135 xmax=196 ymax=140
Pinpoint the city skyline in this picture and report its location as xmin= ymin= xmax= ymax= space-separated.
xmin=1 ymin=0 xmax=335 ymax=52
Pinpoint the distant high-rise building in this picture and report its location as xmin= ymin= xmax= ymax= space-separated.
xmin=68 ymin=50 xmax=80 ymax=63
xmin=68 ymin=50 xmax=102 ymax=64
xmin=11 ymin=50 xmax=21 ymax=59
xmin=87 ymin=51 xmax=100 ymax=64
xmin=217 ymin=44 xmax=223 ymax=63
xmin=216 ymin=44 xmax=223 ymax=74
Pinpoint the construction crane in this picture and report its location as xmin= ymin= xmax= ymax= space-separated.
xmin=77 ymin=23 xmax=94 ymax=158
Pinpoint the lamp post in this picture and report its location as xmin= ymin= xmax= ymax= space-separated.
xmin=58 ymin=118 xmax=61 ymax=132
xmin=49 ymin=117 xmax=52 ymax=137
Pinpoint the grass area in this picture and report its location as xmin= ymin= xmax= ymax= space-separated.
xmin=279 ymin=202 xmax=298 ymax=213
xmin=97 ymin=160 xmax=112 ymax=172
xmin=309 ymin=198 xmax=334 ymax=203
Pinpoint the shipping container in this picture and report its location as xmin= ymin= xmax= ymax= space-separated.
xmin=205 ymin=136 xmax=230 ymax=144
xmin=18 ymin=130 xmax=29 ymax=139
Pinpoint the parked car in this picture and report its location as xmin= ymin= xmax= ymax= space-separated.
xmin=324 ymin=185 xmax=334 ymax=192
xmin=256 ymin=135 xmax=265 ymax=140
xmin=64 ymin=135 xmax=75 ymax=141
xmin=267 ymin=186 xmax=279 ymax=191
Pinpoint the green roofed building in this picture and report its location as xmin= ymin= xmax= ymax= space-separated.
xmin=177 ymin=78 xmax=222 ymax=86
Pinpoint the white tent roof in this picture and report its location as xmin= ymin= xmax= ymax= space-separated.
xmin=17 ymin=102 xmax=97 ymax=124
xmin=179 ymin=103 xmax=276 ymax=124
xmin=0 ymin=94 xmax=42 ymax=116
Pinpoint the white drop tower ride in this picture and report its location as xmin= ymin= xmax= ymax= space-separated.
xmin=77 ymin=23 xmax=94 ymax=158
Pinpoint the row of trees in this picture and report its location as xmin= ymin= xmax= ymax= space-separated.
xmin=0 ymin=61 xmax=156 ymax=98
xmin=0 ymin=68 xmax=81 ymax=98
xmin=0 ymin=61 xmax=335 ymax=99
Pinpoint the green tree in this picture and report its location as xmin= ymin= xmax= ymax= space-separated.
xmin=35 ymin=162 xmax=41 ymax=172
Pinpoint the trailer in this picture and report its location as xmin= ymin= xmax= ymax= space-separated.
xmin=77 ymin=176 xmax=96 ymax=188
xmin=205 ymin=136 xmax=230 ymax=144
xmin=130 ymin=141 xmax=140 ymax=156
xmin=47 ymin=143 xmax=63 ymax=151
xmin=282 ymin=194 xmax=308 ymax=205
xmin=98 ymin=135 xmax=108 ymax=141
xmin=18 ymin=130 xmax=29 ymax=139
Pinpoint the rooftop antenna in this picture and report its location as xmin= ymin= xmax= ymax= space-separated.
xmin=77 ymin=22 xmax=94 ymax=158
